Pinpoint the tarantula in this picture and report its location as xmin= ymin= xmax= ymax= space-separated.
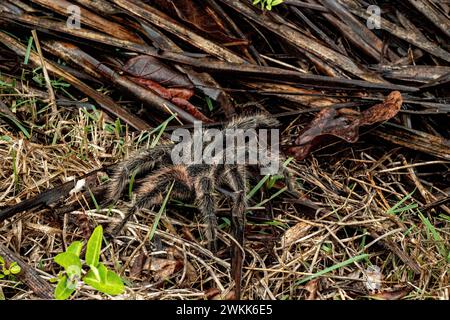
xmin=106 ymin=113 xmax=292 ymax=297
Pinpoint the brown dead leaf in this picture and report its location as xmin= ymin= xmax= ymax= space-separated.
xmin=282 ymin=221 xmax=313 ymax=247
xmin=171 ymin=97 xmax=212 ymax=123
xmin=360 ymin=91 xmax=403 ymax=125
xmin=370 ymin=287 xmax=412 ymax=300
xmin=204 ymin=288 xmax=221 ymax=299
xmin=288 ymin=91 xmax=403 ymax=160
xmin=212 ymin=290 xmax=237 ymax=300
xmin=129 ymin=251 xmax=146 ymax=279
xmin=123 ymin=55 xmax=193 ymax=89
xmin=305 ymin=279 xmax=319 ymax=300
xmin=128 ymin=77 xmax=194 ymax=101
xmin=153 ymin=0 xmax=246 ymax=46
xmin=184 ymin=260 xmax=198 ymax=284
xmin=145 ymin=257 xmax=183 ymax=281
xmin=127 ymin=68 xmax=211 ymax=122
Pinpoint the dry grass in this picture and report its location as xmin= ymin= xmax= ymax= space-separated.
xmin=0 ymin=73 xmax=448 ymax=300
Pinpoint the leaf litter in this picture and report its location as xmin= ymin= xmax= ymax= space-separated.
xmin=0 ymin=0 xmax=448 ymax=300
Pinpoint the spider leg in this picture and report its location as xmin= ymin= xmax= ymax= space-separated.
xmin=281 ymin=164 xmax=295 ymax=192
xmin=111 ymin=165 xmax=193 ymax=237
xmin=226 ymin=113 xmax=280 ymax=130
xmin=223 ymin=165 xmax=247 ymax=299
xmin=193 ymin=172 xmax=218 ymax=252
xmin=107 ymin=145 xmax=172 ymax=203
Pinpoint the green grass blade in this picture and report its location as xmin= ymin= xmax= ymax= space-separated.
xmin=148 ymin=181 xmax=175 ymax=241
xmin=296 ymin=253 xmax=369 ymax=285
xmin=255 ymin=186 xmax=287 ymax=207
xmin=0 ymin=112 xmax=31 ymax=139
xmin=88 ymin=188 xmax=100 ymax=212
xmin=24 ymin=36 xmax=33 ymax=65
xmin=386 ymin=190 xmax=416 ymax=215
xmin=246 ymin=175 xmax=270 ymax=200
xmin=205 ymin=96 xmax=214 ymax=111
xmin=128 ymin=170 xmax=137 ymax=200
xmin=418 ymin=211 xmax=447 ymax=258
xmin=150 ymin=114 xmax=176 ymax=148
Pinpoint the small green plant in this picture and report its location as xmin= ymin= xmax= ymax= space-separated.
xmin=0 ymin=255 xmax=21 ymax=279
xmin=253 ymin=0 xmax=284 ymax=11
xmin=52 ymin=225 xmax=124 ymax=300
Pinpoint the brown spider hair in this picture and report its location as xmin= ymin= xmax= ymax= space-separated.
xmin=106 ymin=113 xmax=291 ymax=298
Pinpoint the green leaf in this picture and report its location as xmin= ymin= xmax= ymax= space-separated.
xmin=255 ymin=186 xmax=287 ymax=207
xmin=55 ymin=276 xmax=76 ymax=300
xmin=0 ymin=255 xmax=4 ymax=265
xmin=272 ymin=0 xmax=284 ymax=6
xmin=54 ymin=252 xmax=81 ymax=270
xmin=9 ymin=262 xmax=21 ymax=275
xmin=85 ymin=225 xmax=103 ymax=267
xmin=83 ymin=263 xmax=124 ymax=296
xmin=66 ymin=241 xmax=83 ymax=257
xmin=49 ymin=277 xmax=59 ymax=283
xmin=54 ymin=252 xmax=82 ymax=279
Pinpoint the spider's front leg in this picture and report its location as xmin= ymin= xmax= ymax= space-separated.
xmin=110 ymin=165 xmax=193 ymax=237
xmin=106 ymin=145 xmax=172 ymax=204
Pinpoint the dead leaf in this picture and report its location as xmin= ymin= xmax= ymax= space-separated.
xmin=370 ymin=287 xmax=412 ymax=300
xmin=171 ymin=97 xmax=212 ymax=123
xmin=212 ymin=290 xmax=237 ymax=300
xmin=184 ymin=260 xmax=197 ymax=284
xmin=305 ymin=279 xmax=319 ymax=300
xmin=360 ymin=91 xmax=403 ymax=125
xmin=145 ymin=257 xmax=183 ymax=281
xmin=204 ymin=288 xmax=221 ymax=299
xmin=152 ymin=0 xmax=246 ymax=46
xmin=288 ymin=91 xmax=403 ymax=160
xmin=127 ymin=77 xmax=194 ymax=101
xmin=123 ymin=55 xmax=193 ymax=89
xmin=282 ymin=222 xmax=313 ymax=247
xmin=130 ymin=252 xmax=146 ymax=279
xmin=124 ymin=56 xmax=212 ymax=122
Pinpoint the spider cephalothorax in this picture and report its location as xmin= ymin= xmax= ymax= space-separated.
xmin=107 ymin=113 xmax=291 ymax=297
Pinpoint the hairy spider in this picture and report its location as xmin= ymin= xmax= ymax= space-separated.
xmin=106 ymin=113 xmax=292 ymax=297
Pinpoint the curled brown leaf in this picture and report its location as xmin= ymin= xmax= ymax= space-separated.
xmin=123 ymin=55 xmax=193 ymax=89
xmin=288 ymin=91 xmax=403 ymax=160
xmin=369 ymin=287 xmax=412 ymax=300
